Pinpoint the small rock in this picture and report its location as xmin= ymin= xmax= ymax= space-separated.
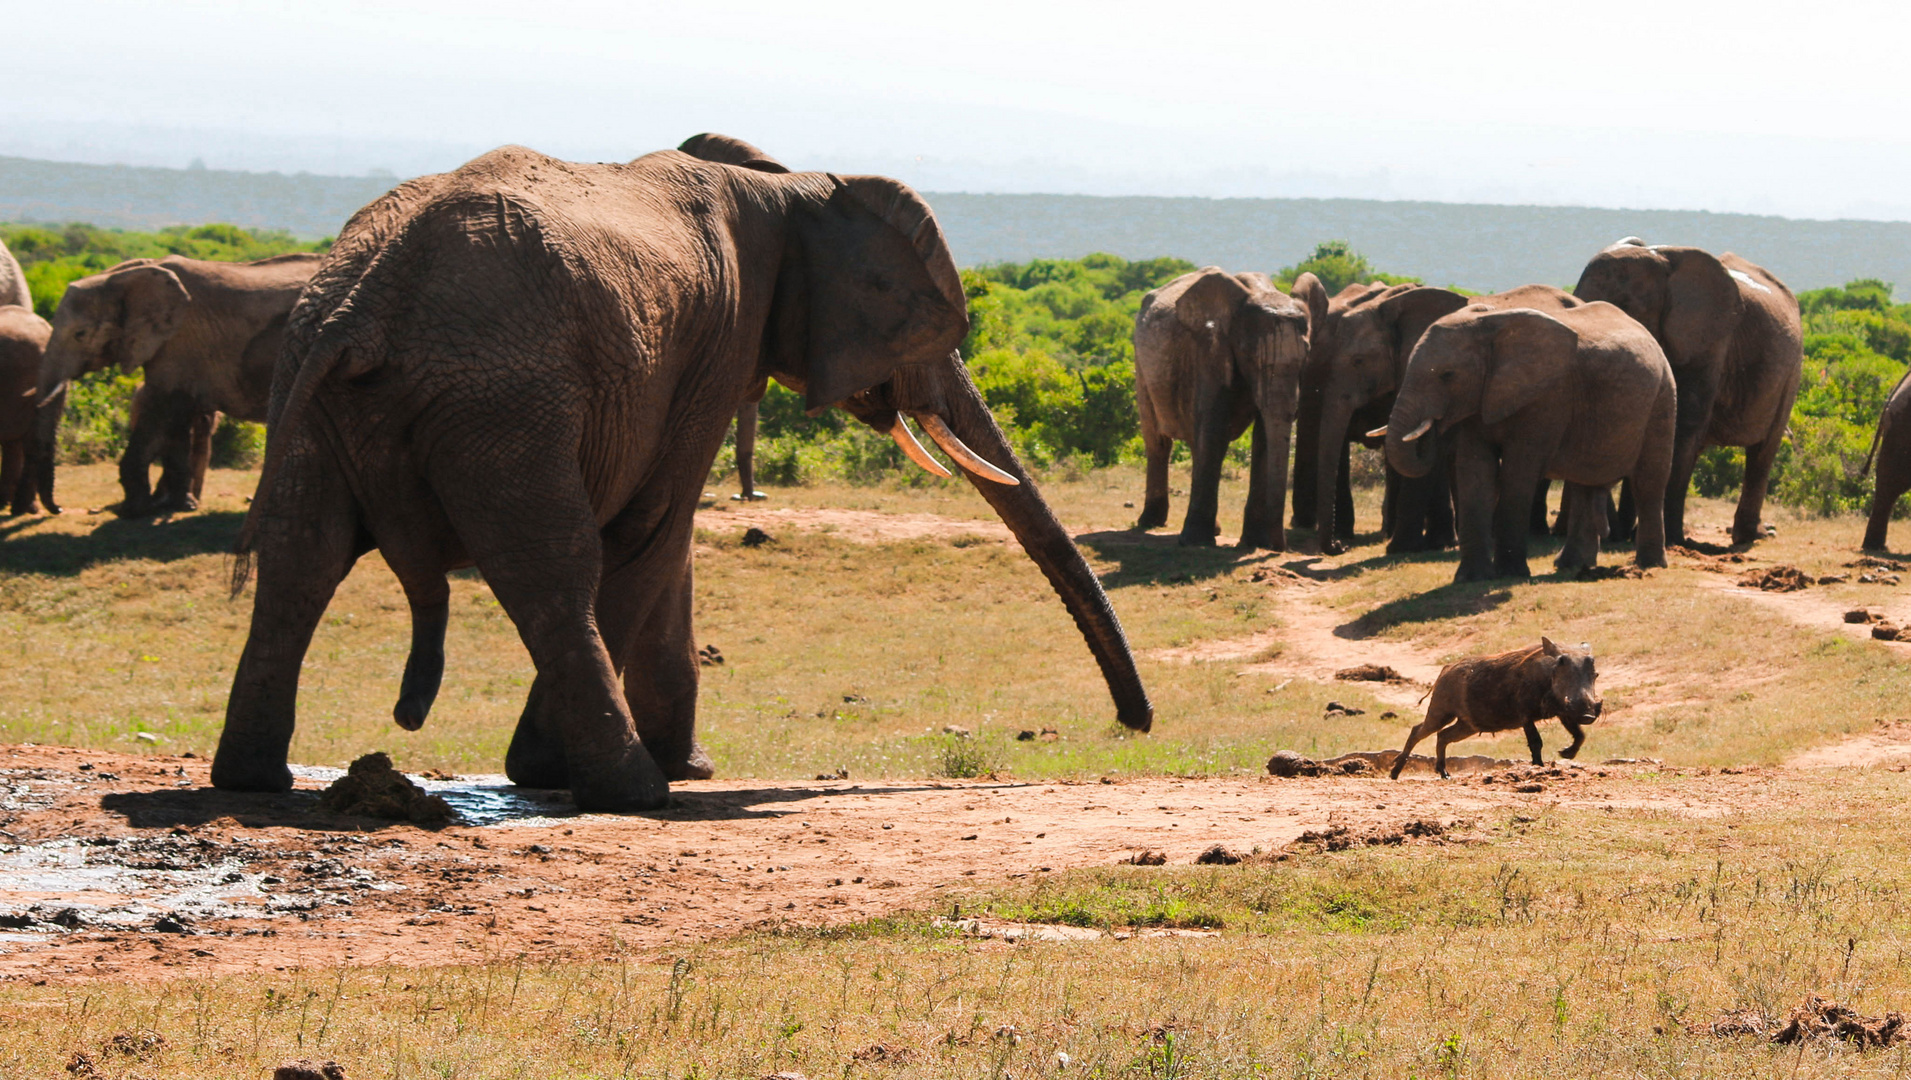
xmin=274 ymin=1061 xmax=347 ymax=1080
xmin=741 ymin=527 xmax=773 ymax=547
xmin=1016 ymin=730 xmax=1036 ymax=741
xmin=134 ymin=732 xmax=159 ymax=744
xmin=1124 ymin=850 xmax=1168 ymax=866
xmin=1122 ymin=501 xmax=1134 ymax=508
xmin=1340 ymin=758 xmax=1374 ymax=775
xmin=1195 ymin=844 xmax=1240 ymax=865
xmin=1872 ymin=625 xmax=1903 ymax=641
xmin=1039 ymin=726 xmax=1061 ymax=742
xmin=941 ymin=725 xmax=971 ymax=738
xmin=1380 ymin=710 xmax=1398 ymax=720
xmin=1323 ymin=701 xmax=1366 ymax=716
xmin=1845 ymin=609 xmax=1881 ymax=624
xmin=1514 ymin=782 xmax=1545 ymax=794
xmin=152 ymin=915 xmax=191 ymax=934
xmin=697 ymin=644 xmax=724 ymax=666
xmin=1818 ymin=574 xmax=1850 ymax=585
xmin=1335 ymin=664 xmax=1405 ymax=683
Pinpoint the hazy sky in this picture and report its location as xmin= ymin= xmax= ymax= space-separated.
xmin=11 ymin=0 xmax=1911 ymax=218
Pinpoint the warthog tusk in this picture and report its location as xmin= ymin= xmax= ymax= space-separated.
xmin=889 ymin=417 xmax=952 ymax=478
xmin=1365 ymin=426 xmax=1388 ymax=439
xmin=918 ymin=414 xmax=1020 ymax=485
xmin=1399 ymin=418 xmax=1434 ymax=442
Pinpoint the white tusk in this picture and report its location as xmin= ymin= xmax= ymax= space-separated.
xmin=1364 ymin=426 xmax=1388 ymax=439
xmin=918 ymin=414 xmax=1020 ymax=486
xmin=1399 ymin=418 xmax=1434 ymax=443
xmin=889 ymin=417 xmax=952 ymax=478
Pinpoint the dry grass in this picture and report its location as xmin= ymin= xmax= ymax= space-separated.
xmin=19 ymin=770 xmax=1911 ymax=1078
xmin=1 ymin=465 xmax=1906 ymax=776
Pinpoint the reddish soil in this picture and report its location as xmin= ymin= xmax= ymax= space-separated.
xmin=0 ymin=744 xmax=1738 ymax=983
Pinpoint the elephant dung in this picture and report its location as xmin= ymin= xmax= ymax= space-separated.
xmin=1334 ymin=664 xmax=1407 ymax=683
xmin=319 ymin=753 xmax=454 ymax=826
xmin=1736 ymin=565 xmax=1813 ymax=592
xmin=275 ymin=1062 xmax=348 ymax=1080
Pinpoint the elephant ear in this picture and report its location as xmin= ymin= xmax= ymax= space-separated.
xmin=677 ymin=133 xmax=790 ymax=174
xmin=1377 ymin=285 xmax=1469 ymax=361
xmin=1290 ymin=272 xmax=1329 ymax=337
xmin=110 ymin=264 xmax=191 ymax=372
xmin=1174 ymin=268 xmax=1250 ymax=337
xmin=1658 ymin=246 xmax=1742 ymax=367
xmin=791 ymin=175 xmax=968 ymax=411
xmin=1481 ymin=308 xmax=1578 ymax=426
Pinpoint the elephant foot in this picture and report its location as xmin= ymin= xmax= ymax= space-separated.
xmin=1176 ymin=531 xmax=1217 ymax=548
xmin=210 ymin=753 xmax=294 ymax=793
xmin=1134 ymin=500 xmax=1169 ymax=530
xmin=505 ymin=725 xmax=570 ymax=789
xmin=1553 ymin=552 xmax=1595 ymax=575
xmin=112 ymin=499 xmax=155 ymax=519
xmin=1730 ymin=525 xmax=1761 ymax=546
xmin=570 ymin=745 xmax=671 ymax=813
xmin=1452 ymin=563 xmax=1497 ymax=584
xmin=1236 ymin=530 xmax=1281 ymax=553
xmin=660 ymin=741 xmax=716 ymax=781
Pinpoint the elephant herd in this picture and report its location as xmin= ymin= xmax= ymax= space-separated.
xmin=2 ymin=132 xmax=1909 ymax=813
xmin=1133 ymin=239 xmax=1814 ymax=581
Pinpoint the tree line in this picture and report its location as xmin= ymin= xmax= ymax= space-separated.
xmin=5 ymin=222 xmax=1903 ymax=518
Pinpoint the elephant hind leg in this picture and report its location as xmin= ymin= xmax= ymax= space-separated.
xmin=0 ymin=439 xmax=23 ymax=516
xmin=1864 ymin=487 xmax=1900 ymax=551
xmin=1734 ymin=420 xmax=1790 ymax=546
xmin=1136 ymin=390 xmax=1171 ymax=530
xmin=1553 ymin=483 xmax=1608 ymax=574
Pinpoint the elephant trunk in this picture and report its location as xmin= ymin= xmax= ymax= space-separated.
xmin=35 ymin=340 xmax=82 ymax=409
xmin=1386 ymin=402 xmax=1439 ymax=479
xmin=1314 ymin=395 xmax=1357 ymax=554
xmin=920 ymin=366 xmax=1154 ymax=732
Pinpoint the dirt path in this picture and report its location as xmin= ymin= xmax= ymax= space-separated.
xmin=0 ymin=744 xmax=1742 ymax=983
xmin=696 ymin=504 xmax=1016 ymax=546
xmin=1688 ymin=571 xmax=1911 ymax=646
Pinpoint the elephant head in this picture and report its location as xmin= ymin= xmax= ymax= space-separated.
xmin=1306 ymin=283 xmax=1467 ymax=551
xmin=37 ymin=260 xmax=191 ymax=403
xmin=758 ymin=172 xmax=1154 ymax=729
xmin=1386 ymin=306 xmax=1577 ymax=478
xmin=1573 ymin=239 xmax=1742 ymax=370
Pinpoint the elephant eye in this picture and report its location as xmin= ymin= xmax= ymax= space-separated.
xmin=1438 ymin=370 xmax=1455 ymax=383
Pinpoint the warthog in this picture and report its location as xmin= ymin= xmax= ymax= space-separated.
xmin=1389 ymin=637 xmax=1601 ymax=779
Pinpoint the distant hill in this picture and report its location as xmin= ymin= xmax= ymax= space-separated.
xmin=4 ymin=155 xmax=1907 ymax=292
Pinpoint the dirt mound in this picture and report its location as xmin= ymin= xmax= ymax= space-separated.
xmin=1195 ymin=844 xmax=1242 ymax=865
xmin=319 ymin=753 xmax=455 ymax=825
xmin=1290 ymin=819 xmax=1450 ymax=852
xmin=1575 ymin=564 xmax=1652 ymax=581
xmin=1335 ymin=664 xmax=1408 ymax=683
xmin=1737 ymin=565 xmax=1813 ymax=592
xmin=1268 ymin=749 xmax=1517 ymax=778
xmin=1704 ymin=995 xmax=1908 ymax=1048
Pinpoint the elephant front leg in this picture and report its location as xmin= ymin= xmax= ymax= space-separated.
xmin=1237 ymin=415 xmax=1286 ymax=551
xmin=1179 ymin=385 xmax=1234 ymax=546
xmin=1553 ymin=483 xmax=1608 ymax=574
xmin=1491 ymin=453 xmax=1545 ymax=580
xmin=733 ymin=401 xmax=761 ymax=501
xmin=152 ymin=406 xmax=201 ymax=512
xmin=115 ymin=390 xmax=168 ymax=517
xmin=1450 ymin=428 xmax=1500 ymax=583
xmin=1733 ymin=407 xmax=1792 ymax=545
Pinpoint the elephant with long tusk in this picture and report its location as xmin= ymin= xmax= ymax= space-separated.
xmin=213 ymin=136 xmax=1152 ymax=811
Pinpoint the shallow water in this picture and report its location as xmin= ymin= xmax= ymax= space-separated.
xmin=290 ymin=764 xmax=583 ymax=827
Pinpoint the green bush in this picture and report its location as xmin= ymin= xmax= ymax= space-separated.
xmin=57 ymin=371 xmax=140 ymax=465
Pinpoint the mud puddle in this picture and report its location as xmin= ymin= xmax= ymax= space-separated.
xmin=291 ymin=764 xmax=580 ymax=828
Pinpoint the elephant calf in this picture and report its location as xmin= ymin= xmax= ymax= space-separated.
xmin=1389 ymin=637 xmax=1602 ymax=779
xmin=1385 ymin=296 xmax=1677 ymax=582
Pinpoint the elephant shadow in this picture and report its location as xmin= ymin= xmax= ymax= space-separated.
xmin=0 ymin=509 xmax=245 ymax=576
xmin=1341 ymin=583 xmax=1516 ymax=638
xmin=99 ymin=780 xmax=962 ymax=831
xmin=1075 ymin=528 xmax=1287 ymax=589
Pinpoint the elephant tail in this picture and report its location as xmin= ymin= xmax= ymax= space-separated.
xmin=229 ymin=302 xmax=386 ymax=598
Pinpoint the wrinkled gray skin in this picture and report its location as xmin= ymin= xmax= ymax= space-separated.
xmin=37 ymin=253 xmax=321 ymax=516
xmin=1862 ymin=370 xmax=1911 ymax=550
xmin=1133 ymin=269 xmax=1314 ymax=549
xmin=1386 ymin=292 xmax=1676 ymax=582
xmin=0 ymin=306 xmax=56 ymax=514
xmin=213 ymin=139 xmax=1155 ymax=811
xmin=1390 ymin=637 xmax=1600 ymax=779
xmin=1573 ymin=239 xmax=1801 ymax=546
xmin=1293 ymin=278 xmax=1469 ymax=555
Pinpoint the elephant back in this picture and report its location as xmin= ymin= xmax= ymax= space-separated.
xmin=0 ymin=240 xmax=28 ymax=312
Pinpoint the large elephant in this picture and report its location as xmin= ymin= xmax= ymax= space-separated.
xmin=0 ymin=238 xmax=29 ymax=311
xmin=0 ymin=306 xmax=56 ymax=514
xmin=1133 ymin=269 xmax=1314 ymax=549
xmin=1292 ymin=278 xmax=1469 ymax=554
xmin=213 ymin=140 xmax=1155 ymax=811
xmin=36 ymin=252 xmax=322 ymax=516
xmin=1386 ymin=296 xmax=1677 ymax=581
xmin=1862 ymin=371 xmax=1911 ymax=550
xmin=1572 ymin=239 xmax=1802 ymax=545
